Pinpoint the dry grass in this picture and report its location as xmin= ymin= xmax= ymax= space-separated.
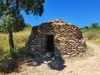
xmin=0 ymin=33 xmax=9 ymax=51
xmin=0 ymin=27 xmax=31 ymax=51
xmin=82 ymin=29 xmax=100 ymax=44
xmin=13 ymin=29 xmax=31 ymax=48
xmin=0 ymin=27 xmax=31 ymax=73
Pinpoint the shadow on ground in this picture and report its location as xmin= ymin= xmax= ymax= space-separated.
xmin=27 ymin=53 xmax=66 ymax=71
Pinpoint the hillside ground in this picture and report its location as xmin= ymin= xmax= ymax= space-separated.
xmin=0 ymin=28 xmax=100 ymax=75
xmin=6 ymin=41 xmax=100 ymax=75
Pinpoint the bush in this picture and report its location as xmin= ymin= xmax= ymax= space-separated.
xmin=83 ymin=30 xmax=93 ymax=40
xmin=0 ymin=47 xmax=32 ymax=73
xmin=82 ymin=25 xmax=100 ymax=45
xmin=11 ymin=47 xmax=33 ymax=61
xmin=0 ymin=48 xmax=18 ymax=73
xmin=0 ymin=28 xmax=31 ymax=73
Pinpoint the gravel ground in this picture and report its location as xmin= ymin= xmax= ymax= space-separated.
xmin=4 ymin=41 xmax=100 ymax=75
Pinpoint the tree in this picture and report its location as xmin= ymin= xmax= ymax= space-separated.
xmin=0 ymin=0 xmax=45 ymax=52
xmin=90 ymin=22 xmax=99 ymax=29
xmin=81 ymin=26 xmax=89 ymax=30
xmin=25 ymin=23 xmax=32 ymax=28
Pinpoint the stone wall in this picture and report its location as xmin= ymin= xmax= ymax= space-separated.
xmin=26 ymin=19 xmax=86 ymax=56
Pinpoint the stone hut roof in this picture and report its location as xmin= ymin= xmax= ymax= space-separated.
xmin=26 ymin=19 xmax=86 ymax=56
xmin=32 ymin=19 xmax=83 ymax=40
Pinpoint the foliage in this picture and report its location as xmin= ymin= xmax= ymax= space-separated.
xmin=0 ymin=0 xmax=45 ymax=17
xmin=0 ymin=10 xmax=26 ymax=33
xmin=82 ymin=22 xmax=100 ymax=44
xmin=0 ymin=14 xmax=15 ymax=33
xmin=20 ymin=0 xmax=45 ymax=16
xmin=0 ymin=47 xmax=31 ymax=73
xmin=82 ymin=22 xmax=100 ymax=30
xmin=90 ymin=22 xmax=99 ymax=29
xmin=25 ymin=23 xmax=32 ymax=28
xmin=0 ymin=0 xmax=45 ymax=52
xmin=0 ymin=0 xmax=45 ymax=71
xmin=0 ymin=48 xmax=18 ymax=73
xmin=0 ymin=28 xmax=31 ymax=73
xmin=11 ymin=47 xmax=32 ymax=61
xmin=81 ymin=26 xmax=89 ymax=30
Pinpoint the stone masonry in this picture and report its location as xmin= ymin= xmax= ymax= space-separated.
xmin=26 ymin=19 xmax=86 ymax=56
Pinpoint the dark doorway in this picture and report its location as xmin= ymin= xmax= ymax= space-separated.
xmin=46 ymin=35 xmax=54 ymax=52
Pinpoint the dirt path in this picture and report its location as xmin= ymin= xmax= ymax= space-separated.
xmin=9 ymin=41 xmax=100 ymax=75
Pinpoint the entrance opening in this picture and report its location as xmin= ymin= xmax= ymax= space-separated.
xmin=46 ymin=35 xmax=54 ymax=52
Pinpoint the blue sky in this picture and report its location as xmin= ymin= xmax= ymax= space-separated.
xmin=22 ymin=0 xmax=100 ymax=28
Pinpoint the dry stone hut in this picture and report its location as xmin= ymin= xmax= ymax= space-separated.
xmin=26 ymin=19 xmax=86 ymax=56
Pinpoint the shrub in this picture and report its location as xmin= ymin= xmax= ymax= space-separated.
xmin=0 ymin=48 xmax=18 ymax=73
xmin=11 ymin=47 xmax=33 ymax=61
xmin=0 ymin=28 xmax=31 ymax=73
xmin=0 ymin=47 xmax=31 ymax=73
